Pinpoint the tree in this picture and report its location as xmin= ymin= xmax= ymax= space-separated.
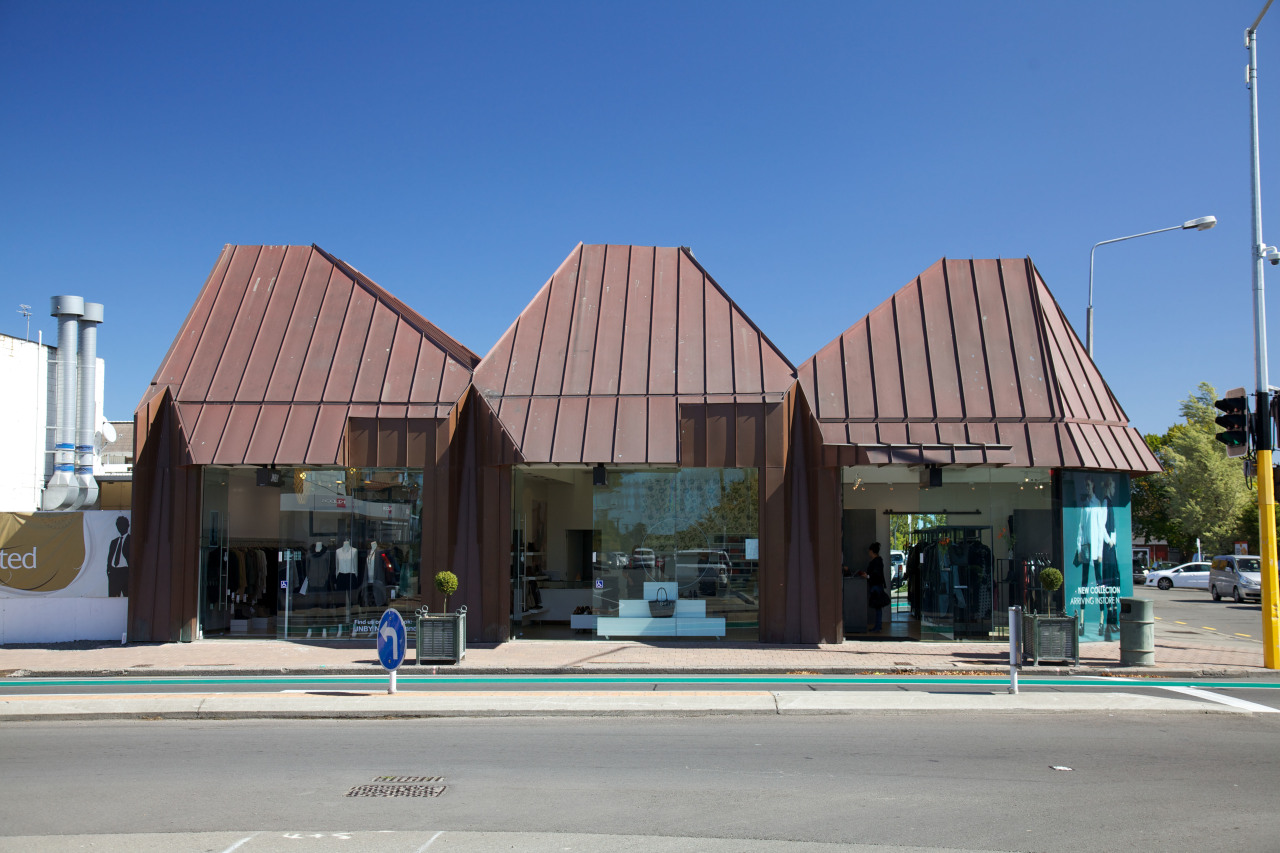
xmin=1141 ymin=383 xmax=1253 ymax=557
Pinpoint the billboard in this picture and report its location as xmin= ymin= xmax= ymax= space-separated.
xmin=1060 ymin=472 xmax=1132 ymax=642
xmin=0 ymin=511 xmax=130 ymax=598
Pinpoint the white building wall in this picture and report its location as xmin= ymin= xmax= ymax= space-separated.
xmin=0 ymin=332 xmax=108 ymax=513
xmin=0 ymin=334 xmax=49 ymax=512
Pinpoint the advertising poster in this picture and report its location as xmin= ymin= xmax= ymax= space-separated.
xmin=1060 ymin=472 xmax=1132 ymax=641
xmin=0 ymin=511 xmax=131 ymax=599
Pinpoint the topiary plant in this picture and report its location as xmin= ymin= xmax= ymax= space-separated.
xmin=1037 ymin=566 xmax=1064 ymax=615
xmin=434 ymin=570 xmax=459 ymax=612
xmin=1038 ymin=566 xmax=1063 ymax=592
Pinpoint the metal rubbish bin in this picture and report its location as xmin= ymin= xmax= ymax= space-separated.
xmin=1118 ymin=597 xmax=1154 ymax=667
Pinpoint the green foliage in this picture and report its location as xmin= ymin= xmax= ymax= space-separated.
xmin=1037 ymin=566 xmax=1063 ymax=592
xmin=1133 ymin=382 xmax=1256 ymax=557
xmin=434 ymin=570 xmax=459 ymax=611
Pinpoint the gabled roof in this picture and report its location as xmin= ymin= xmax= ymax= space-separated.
xmin=473 ymin=244 xmax=795 ymax=464
xmin=797 ymin=257 xmax=1159 ymax=473
xmin=144 ymin=244 xmax=479 ymax=466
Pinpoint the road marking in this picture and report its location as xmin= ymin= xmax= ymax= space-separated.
xmin=1236 ymin=633 xmax=1253 ymax=638
xmin=219 ymin=834 xmax=259 ymax=853
xmin=1160 ymin=686 xmax=1279 ymax=713
xmin=1201 ymin=627 xmax=1216 ymax=631
xmin=415 ymin=831 xmax=444 ymax=852
xmin=1174 ymin=621 xmax=1187 ymax=624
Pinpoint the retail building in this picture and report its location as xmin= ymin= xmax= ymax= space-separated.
xmin=130 ymin=245 xmax=1158 ymax=646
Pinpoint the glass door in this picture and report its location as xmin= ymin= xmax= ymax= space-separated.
xmin=198 ymin=469 xmax=230 ymax=638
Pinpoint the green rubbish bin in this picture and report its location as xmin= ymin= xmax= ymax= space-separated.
xmin=1118 ymin=597 xmax=1154 ymax=667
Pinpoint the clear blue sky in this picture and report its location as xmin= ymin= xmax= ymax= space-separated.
xmin=0 ymin=1 xmax=1273 ymax=435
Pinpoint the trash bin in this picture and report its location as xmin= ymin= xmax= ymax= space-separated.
xmin=1118 ymin=597 xmax=1154 ymax=667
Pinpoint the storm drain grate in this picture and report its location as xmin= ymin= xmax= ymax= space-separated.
xmin=347 ymin=775 xmax=447 ymax=797
xmin=347 ymin=784 xmax=445 ymax=798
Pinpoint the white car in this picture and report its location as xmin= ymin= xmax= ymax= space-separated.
xmin=1144 ymin=561 xmax=1211 ymax=590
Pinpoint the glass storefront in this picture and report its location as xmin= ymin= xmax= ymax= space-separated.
xmin=199 ymin=466 xmax=423 ymax=639
xmin=840 ymin=466 xmax=1057 ymax=641
xmin=512 ymin=466 xmax=761 ymax=640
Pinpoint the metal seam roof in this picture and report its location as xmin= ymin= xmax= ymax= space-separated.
xmin=797 ymin=257 xmax=1160 ymax=473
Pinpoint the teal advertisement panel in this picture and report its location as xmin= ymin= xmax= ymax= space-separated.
xmin=1060 ymin=471 xmax=1132 ymax=641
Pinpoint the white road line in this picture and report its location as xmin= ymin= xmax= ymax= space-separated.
xmin=219 ymin=833 xmax=259 ymax=853
xmin=415 ymin=830 xmax=444 ymax=852
xmin=1160 ymin=686 xmax=1279 ymax=713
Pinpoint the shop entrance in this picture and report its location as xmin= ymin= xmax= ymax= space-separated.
xmin=841 ymin=466 xmax=1054 ymax=642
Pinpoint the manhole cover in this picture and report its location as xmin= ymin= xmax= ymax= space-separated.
xmin=372 ymin=776 xmax=443 ymax=783
xmin=347 ymin=784 xmax=445 ymax=798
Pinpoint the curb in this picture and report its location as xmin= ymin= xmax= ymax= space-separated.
xmin=1 ymin=665 xmax=1263 ymax=679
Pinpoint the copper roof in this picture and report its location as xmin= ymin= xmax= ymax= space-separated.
xmin=797 ymin=258 xmax=1160 ymax=473
xmin=473 ymin=244 xmax=796 ymax=464
xmin=145 ymin=244 xmax=479 ymax=466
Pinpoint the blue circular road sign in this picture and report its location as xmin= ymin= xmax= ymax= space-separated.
xmin=377 ymin=608 xmax=407 ymax=671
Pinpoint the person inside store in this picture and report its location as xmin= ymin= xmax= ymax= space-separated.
xmin=856 ymin=542 xmax=888 ymax=633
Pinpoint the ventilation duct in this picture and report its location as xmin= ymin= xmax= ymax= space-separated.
xmin=68 ymin=302 xmax=103 ymax=510
xmin=42 ymin=295 xmax=84 ymax=510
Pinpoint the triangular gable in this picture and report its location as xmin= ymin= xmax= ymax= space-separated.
xmin=798 ymin=257 xmax=1158 ymax=473
xmin=473 ymin=244 xmax=796 ymax=463
xmin=149 ymin=244 xmax=477 ymax=407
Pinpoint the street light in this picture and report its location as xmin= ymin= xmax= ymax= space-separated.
xmin=1087 ymin=216 xmax=1217 ymax=359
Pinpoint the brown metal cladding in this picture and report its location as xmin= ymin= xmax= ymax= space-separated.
xmin=132 ymin=245 xmax=482 ymax=642
xmin=141 ymin=244 xmax=479 ymax=466
xmin=472 ymin=245 xmax=796 ymax=465
xmin=796 ymin=257 xmax=1160 ymax=474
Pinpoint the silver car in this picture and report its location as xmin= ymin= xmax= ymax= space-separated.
xmin=1209 ymin=555 xmax=1263 ymax=603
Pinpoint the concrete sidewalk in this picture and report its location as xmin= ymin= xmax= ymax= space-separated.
xmin=0 ymin=634 xmax=1268 ymax=678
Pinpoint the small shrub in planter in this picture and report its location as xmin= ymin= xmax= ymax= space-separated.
xmin=434 ymin=570 xmax=459 ymax=612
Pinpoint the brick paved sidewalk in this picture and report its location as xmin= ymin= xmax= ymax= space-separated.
xmin=0 ymin=635 xmax=1268 ymax=677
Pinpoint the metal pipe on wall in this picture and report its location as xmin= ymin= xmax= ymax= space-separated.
xmin=69 ymin=302 xmax=103 ymax=510
xmin=42 ymin=295 xmax=84 ymax=511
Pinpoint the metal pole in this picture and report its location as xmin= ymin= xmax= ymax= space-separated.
xmin=1247 ymin=9 xmax=1280 ymax=669
xmin=1008 ymin=606 xmax=1021 ymax=694
xmin=388 ymin=668 xmax=397 ymax=695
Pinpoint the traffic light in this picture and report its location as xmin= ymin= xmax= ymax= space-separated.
xmin=1215 ymin=388 xmax=1249 ymax=457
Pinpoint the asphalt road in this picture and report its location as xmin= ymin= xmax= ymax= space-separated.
xmin=1135 ymin=584 xmax=1265 ymax=645
xmin=1 ymin=714 xmax=1277 ymax=853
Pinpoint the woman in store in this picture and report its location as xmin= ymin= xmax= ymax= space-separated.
xmin=857 ymin=542 xmax=888 ymax=632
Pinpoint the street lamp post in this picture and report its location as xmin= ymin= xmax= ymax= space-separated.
xmin=1087 ymin=216 xmax=1217 ymax=359
xmin=1247 ymin=0 xmax=1279 ymax=670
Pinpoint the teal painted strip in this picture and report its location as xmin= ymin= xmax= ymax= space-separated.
xmin=8 ymin=674 xmax=1280 ymax=690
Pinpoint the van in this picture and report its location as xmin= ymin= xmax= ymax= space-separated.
xmin=1208 ymin=555 xmax=1263 ymax=603
xmin=674 ymin=549 xmax=731 ymax=596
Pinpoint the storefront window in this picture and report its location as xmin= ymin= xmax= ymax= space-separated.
xmin=840 ymin=466 xmax=1054 ymax=641
xmin=511 ymin=466 xmax=760 ymax=640
xmin=198 ymin=466 xmax=423 ymax=639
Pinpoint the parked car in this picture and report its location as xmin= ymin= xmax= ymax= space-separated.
xmin=1132 ymin=565 xmax=1147 ymax=585
xmin=889 ymin=550 xmax=906 ymax=588
xmin=1144 ymin=561 xmax=1211 ymax=590
xmin=1209 ymin=555 xmax=1263 ymax=603
xmin=629 ymin=547 xmax=656 ymax=573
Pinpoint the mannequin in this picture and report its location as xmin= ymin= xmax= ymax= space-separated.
xmin=335 ymin=540 xmax=357 ymax=591
xmin=305 ymin=541 xmax=331 ymax=594
xmin=366 ymin=541 xmax=379 ymax=585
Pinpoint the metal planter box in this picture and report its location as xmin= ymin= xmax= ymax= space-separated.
xmin=1021 ymin=612 xmax=1080 ymax=666
xmin=416 ymin=607 xmax=467 ymax=664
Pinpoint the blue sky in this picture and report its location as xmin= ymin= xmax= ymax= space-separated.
xmin=0 ymin=1 xmax=1273 ymax=435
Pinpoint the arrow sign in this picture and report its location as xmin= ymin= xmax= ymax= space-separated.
xmin=376 ymin=608 xmax=407 ymax=671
